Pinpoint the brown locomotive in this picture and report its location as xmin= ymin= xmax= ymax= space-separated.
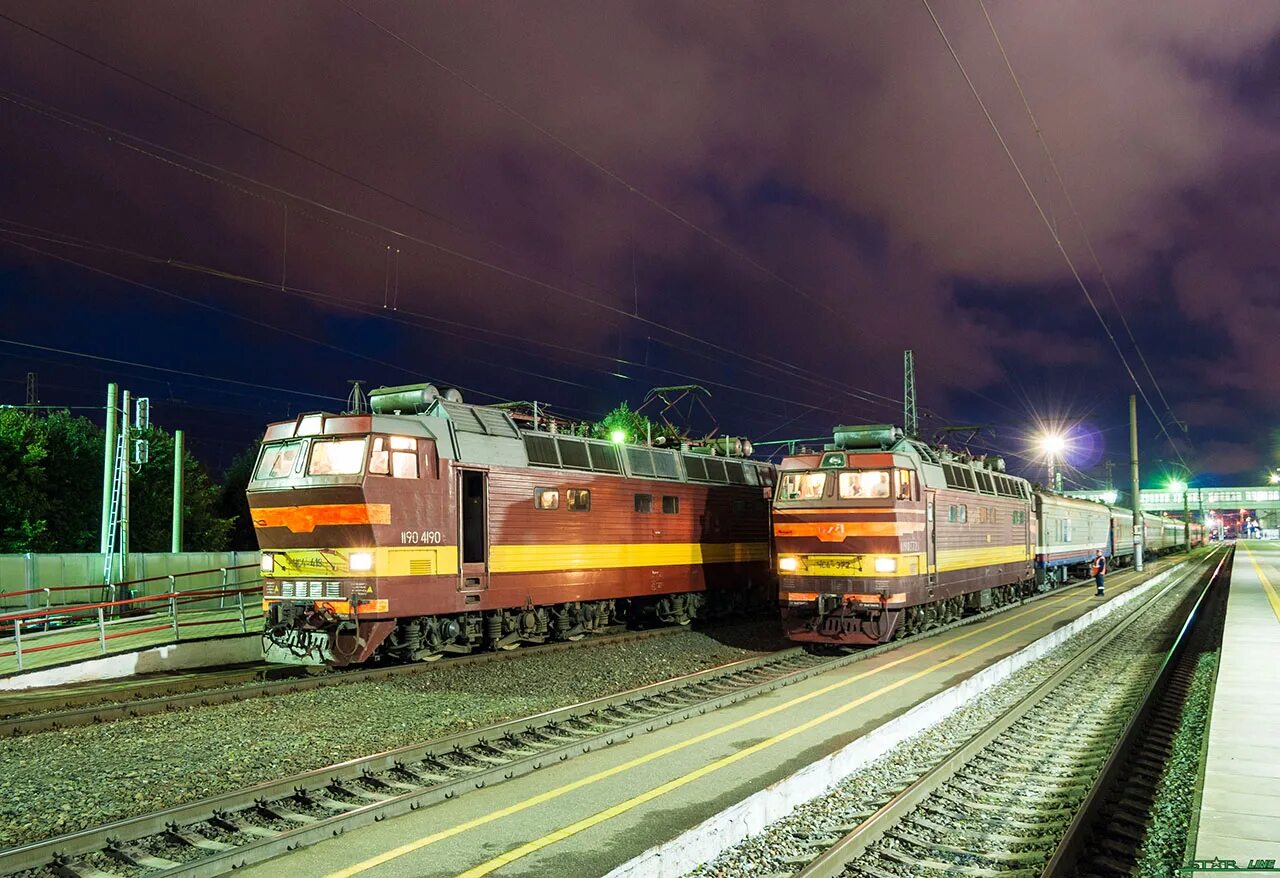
xmin=249 ymin=385 xmax=775 ymax=665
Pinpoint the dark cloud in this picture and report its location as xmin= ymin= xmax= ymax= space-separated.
xmin=1 ymin=1 xmax=1278 ymax=483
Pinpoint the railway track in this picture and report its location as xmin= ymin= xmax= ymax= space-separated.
xmin=0 ymin=555 xmax=1190 ymax=739
xmin=769 ymin=546 xmax=1230 ymax=878
xmin=1 ymin=554 xmax=1200 ymax=878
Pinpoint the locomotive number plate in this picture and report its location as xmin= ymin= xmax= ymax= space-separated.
xmin=401 ymin=530 xmax=444 ymax=544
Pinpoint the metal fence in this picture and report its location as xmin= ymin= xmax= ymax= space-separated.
xmin=0 ymin=562 xmax=262 ymax=673
xmin=0 ymin=551 xmax=261 ymax=611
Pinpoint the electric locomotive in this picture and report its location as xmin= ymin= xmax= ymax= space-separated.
xmin=249 ymin=384 xmax=775 ymax=665
xmin=775 ymin=424 xmax=1036 ymax=645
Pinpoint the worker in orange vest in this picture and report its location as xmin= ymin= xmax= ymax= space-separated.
xmin=1091 ymin=549 xmax=1107 ymax=596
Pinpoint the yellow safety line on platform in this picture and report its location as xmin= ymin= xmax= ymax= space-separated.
xmin=1241 ymin=542 xmax=1280 ymax=624
xmin=323 ymin=584 xmax=1105 ymax=878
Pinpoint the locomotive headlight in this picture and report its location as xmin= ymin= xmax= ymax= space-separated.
xmin=874 ymin=556 xmax=898 ymax=573
xmin=778 ymin=556 xmax=799 ymax=573
xmin=260 ymin=553 xmax=274 ymax=574
xmin=349 ymin=552 xmax=374 ymax=572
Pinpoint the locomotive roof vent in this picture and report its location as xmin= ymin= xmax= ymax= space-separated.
xmin=442 ymin=388 xmax=464 ymax=403
xmin=833 ymin=424 xmax=903 ymax=450
xmin=369 ymin=383 xmax=440 ymax=414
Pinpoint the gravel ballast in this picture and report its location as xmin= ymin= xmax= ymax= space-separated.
xmin=0 ymin=622 xmax=783 ymax=849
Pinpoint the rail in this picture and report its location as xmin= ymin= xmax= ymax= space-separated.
xmin=0 ymin=566 xmax=262 ymax=673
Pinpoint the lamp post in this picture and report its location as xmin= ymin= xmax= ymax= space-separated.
xmin=1168 ymin=476 xmax=1190 ymax=552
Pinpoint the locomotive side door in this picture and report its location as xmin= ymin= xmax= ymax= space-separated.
xmin=926 ymin=490 xmax=937 ymax=590
xmin=458 ymin=469 xmax=490 ymax=593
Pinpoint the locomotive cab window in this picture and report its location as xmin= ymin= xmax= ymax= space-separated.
xmin=779 ymin=471 xmax=828 ymax=500
xmin=663 ymin=495 xmax=680 ymax=514
xmin=308 ymin=437 xmax=367 ymax=475
xmin=634 ymin=493 xmax=653 ymax=513
xmin=838 ymin=470 xmax=891 ymax=499
xmin=255 ymin=439 xmax=308 ymax=480
xmin=535 ymin=488 xmax=560 ymax=510
xmin=567 ymin=488 xmax=591 ymax=511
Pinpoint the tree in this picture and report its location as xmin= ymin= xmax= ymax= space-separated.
xmin=217 ymin=446 xmax=258 ymax=551
xmin=129 ymin=427 xmax=234 ymax=552
xmin=0 ymin=407 xmax=54 ymax=552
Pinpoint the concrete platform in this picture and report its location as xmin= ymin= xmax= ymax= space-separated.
xmin=232 ymin=557 xmax=1195 ymax=878
xmin=1194 ymin=541 xmax=1280 ymax=865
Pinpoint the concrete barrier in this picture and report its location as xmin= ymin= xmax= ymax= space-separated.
xmin=605 ymin=561 xmax=1188 ymax=878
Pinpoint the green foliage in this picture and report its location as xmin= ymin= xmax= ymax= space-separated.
xmin=217 ymin=447 xmax=258 ymax=551
xmin=590 ymin=402 xmax=649 ymax=444
xmin=129 ymin=427 xmax=233 ymax=552
xmin=0 ymin=408 xmax=233 ymax=553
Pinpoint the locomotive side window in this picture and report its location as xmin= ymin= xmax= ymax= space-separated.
xmin=389 ymin=436 xmax=418 ymax=478
xmin=256 ymin=440 xmax=307 ymax=479
xmin=308 ymin=438 xmax=367 ymax=475
xmin=896 ymin=469 xmax=915 ymax=500
xmin=838 ymin=470 xmax=891 ymax=499
xmin=779 ymin=471 xmax=827 ymax=500
xmin=567 ymin=488 xmax=591 ymax=511
xmin=634 ymin=493 xmax=653 ymax=513
xmin=949 ymin=504 xmax=968 ymax=523
xmin=369 ymin=437 xmax=390 ymax=475
xmin=663 ymin=495 xmax=680 ymax=514
xmin=535 ymin=488 xmax=560 ymax=510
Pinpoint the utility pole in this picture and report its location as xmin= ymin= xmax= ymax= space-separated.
xmin=25 ymin=372 xmax=37 ymax=405
xmin=903 ymin=350 xmax=918 ymax=438
xmin=172 ymin=429 xmax=184 ymax=553
xmin=100 ymin=383 xmax=118 ymax=553
xmin=1183 ymin=487 xmax=1190 ymax=552
xmin=1104 ymin=460 xmax=1115 ymax=492
xmin=1130 ymin=394 xmax=1143 ymax=572
xmin=120 ymin=389 xmax=131 ymax=587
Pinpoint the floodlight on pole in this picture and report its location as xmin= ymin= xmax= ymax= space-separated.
xmin=1039 ymin=433 xmax=1066 ymax=492
xmin=1270 ymin=471 xmax=1280 ymax=485
xmin=610 ymin=429 xmax=627 ymax=444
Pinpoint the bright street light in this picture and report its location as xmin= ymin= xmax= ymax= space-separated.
xmin=1101 ymin=490 xmax=1118 ymax=505
xmin=1039 ymin=434 xmax=1066 ymax=455
xmin=1169 ymin=479 xmax=1186 ymax=493
xmin=1270 ymin=471 xmax=1280 ymax=485
xmin=610 ymin=429 xmax=627 ymax=444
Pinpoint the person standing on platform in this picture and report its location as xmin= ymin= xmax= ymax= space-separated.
xmin=1091 ymin=549 xmax=1107 ymax=596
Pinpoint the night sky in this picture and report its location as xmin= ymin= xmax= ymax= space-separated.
xmin=2 ymin=2 xmax=1278 ymax=488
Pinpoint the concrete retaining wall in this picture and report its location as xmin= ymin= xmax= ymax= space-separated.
xmin=605 ymin=562 xmax=1187 ymax=878
xmin=0 ymin=634 xmax=263 ymax=691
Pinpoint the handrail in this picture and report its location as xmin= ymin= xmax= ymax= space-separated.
xmin=0 ymin=581 xmax=262 ymax=624
xmin=0 ymin=562 xmax=258 ymax=601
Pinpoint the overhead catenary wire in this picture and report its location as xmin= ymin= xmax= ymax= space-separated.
xmin=335 ymin=0 xmax=854 ymax=325
xmin=0 ymin=86 xmax=906 ymax=420
xmin=0 ymin=12 xmax=900 ymax=414
xmin=917 ymin=0 xmax=1191 ymax=473
xmin=975 ymin=0 xmax=1186 ymax=442
xmin=0 ymin=220 xmax=873 ymax=422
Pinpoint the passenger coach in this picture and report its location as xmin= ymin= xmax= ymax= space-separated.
xmin=250 ymin=385 xmax=775 ymax=665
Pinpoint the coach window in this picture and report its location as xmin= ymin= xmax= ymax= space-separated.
xmin=663 ymin=495 xmax=680 ymax=514
xmin=634 ymin=493 xmax=653 ymax=513
xmin=567 ymin=488 xmax=591 ymax=511
xmin=896 ymin=469 xmax=915 ymax=501
xmin=535 ymin=488 xmax=560 ymax=510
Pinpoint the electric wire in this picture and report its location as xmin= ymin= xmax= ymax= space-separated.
xmin=335 ymin=0 xmax=852 ymax=324
xmin=0 ymin=86 xmax=905 ymax=418
xmin=976 ymin=0 xmax=1186 ymax=441
xmin=918 ymin=0 xmax=1191 ymax=473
